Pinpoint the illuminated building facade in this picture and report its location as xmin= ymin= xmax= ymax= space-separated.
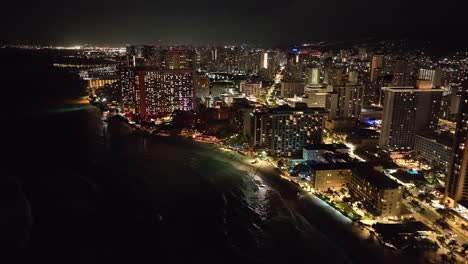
xmin=250 ymin=106 xmax=326 ymax=157
xmin=383 ymin=60 xmax=409 ymax=86
xmin=310 ymin=163 xmax=353 ymax=192
xmin=193 ymin=74 xmax=211 ymax=98
xmin=370 ymin=55 xmax=384 ymax=82
xmin=445 ymin=83 xmax=468 ymax=207
xmin=306 ymin=67 xmax=320 ymax=86
xmin=350 ymin=165 xmax=402 ymax=218
xmin=414 ymin=132 xmax=453 ymax=170
xmin=418 ymin=68 xmax=442 ymax=88
xmin=119 ymin=64 xmax=137 ymax=111
xmin=259 ymin=50 xmax=281 ymax=79
xmin=379 ymin=86 xmax=444 ymax=151
xmin=161 ymin=50 xmax=191 ymax=69
xmin=327 ymin=84 xmax=364 ymax=120
xmin=324 ymin=67 xmax=344 ymax=86
xmin=136 ymin=69 xmax=195 ymax=116
xmin=88 ymin=79 xmax=117 ymax=89
xmin=281 ymin=81 xmax=304 ymax=98
xmin=239 ymin=50 xmax=261 ymax=74
xmin=87 ymin=79 xmax=117 ymax=97
xmin=119 ymin=67 xmax=195 ymax=116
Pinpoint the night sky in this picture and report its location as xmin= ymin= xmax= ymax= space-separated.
xmin=2 ymin=0 xmax=466 ymax=46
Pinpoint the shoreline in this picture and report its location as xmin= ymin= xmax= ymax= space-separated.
xmin=107 ymin=109 xmax=409 ymax=264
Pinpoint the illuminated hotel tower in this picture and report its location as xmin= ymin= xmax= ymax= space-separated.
xmin=445 ymin=82 xmax=468 ymax=207
xmin=138 ymin=69 xmax=195 ymax=116
xmin=379 ymin=83 xmax=444 ymax=150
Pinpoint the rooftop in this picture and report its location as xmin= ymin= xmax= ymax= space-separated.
xmin=267 ymin=105 xmax=327 ymax=114
xmin=415 ymin=131 xmax=454 ymax=147
xmin=310 ymin=162 xmax=357 ymax=171
xmin=382 ymin=86 xmax=445 ymax=93
xmin=353 ymin=165 xmax=400 ymax=189
xmin=304 ymin=143 xmax=349 ymax=151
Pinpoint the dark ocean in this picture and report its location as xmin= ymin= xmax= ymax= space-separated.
xmin=1 ymin=48 xmax=411 ymax=264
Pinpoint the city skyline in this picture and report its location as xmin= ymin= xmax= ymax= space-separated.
xmin=2 ymin=1 xmax=468 ymax=262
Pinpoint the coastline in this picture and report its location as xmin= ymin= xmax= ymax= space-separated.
xmin=109 ymin=113 xmax=409 ymax=264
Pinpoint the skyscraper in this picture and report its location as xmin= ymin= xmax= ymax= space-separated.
xmin=384 ymin=60 xmax=409 ymax=86
xmin=281 ymin=81 xmax=305 ymax=98
xmin=161 ymin=50 xmax=191 ymax=69
xmin=211 ymin=45 xmax=218 ymax=62
xmin=379 ymin=85 xmax=444 ymax=150
xmin=370 ymin=55 xmax=384 ymax=82
xmin=140 ymin=69 xmax=195 ymax=116
xmin=327 ymin=84 xmax=364 ymax=120
xmin=249 ymin=105 xmax=326 ymax=157
xmin=259 ymin=50 xmax=281 ymax=79
xmin=445 ymin=82 xmax=468 ymax=207
xmin=118 ymin=59 xmax=137 ymax=111
xmin=193 ymin=74 xmax=211 ymax=98
xmin=324 ymin=67 xmax=344 ymax=86
xmin=120 ymin=67 xmax=195 ymax=117
xmin=306 ymin=67 xmax=320 ymax=86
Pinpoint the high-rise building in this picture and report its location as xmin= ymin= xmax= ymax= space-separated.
xmin=418 ymin=68 xmax=442 ymax=88
xmin=193 ymin=74 xmax=211 ymax=98
xmin=306 ymin=67 xmax=320 ymax=86
xmin=350 ymin=165 xmax=403 ymax=218
xmin=211 ymin=45 xmax=218 ymax=62
xmin=448 ymin=84 xmax=464 ymax=119
xmin=339 ymin=49 xmax=349 ymax=62
xmin=239 ymin=50 xmax=261 ymax=74
xmin=379 ymin=86 xmax=444 ymax=150
xmin=324 ymin=67 xmax=344 ymax=86
xmin=445 ymin=83 xmax=468 ymax=207
xmin=125 ymin=45 xmax=162 ymax=67
xmin=327 ymin=84 xmax=364 ymax=120
xmin=259 ymin=50 xmax=282 ymax=79
xmin=118 ymin=60 xmax=137 ymax=111
xmin=309 ymin=163 xmax=353 ymax=192
xmin=414 ymin=132 xmax=453 ymax=170
xmin=283 ymin=64 xmax=303 ymax=81
xmin=261 ymin=52 xmax=269 ymax=69
xmin=249 ymin=105 xmax=326 ymax=157
xmin=383 ymin=60 xmax=409 ymax=86
xmin=161 ymin=50 xmax=192 ymax=69
xmin=302 ymin=90 xmax=329 ymax=108
xmin=281 ymin=81 xmax=304 ymax=98
xmin=120 ymin=67 xmax=195 ymax=116
xmin=348 ymin=71 xmax=359 ymax=85
xmin=370 ymin=55 xmax=384 ymax=82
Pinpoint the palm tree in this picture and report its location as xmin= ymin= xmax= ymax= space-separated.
xmin=339 ymin=188 xmax=347 ymax=196
xmin=448 ymin=239 xmax=458 ymax=249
